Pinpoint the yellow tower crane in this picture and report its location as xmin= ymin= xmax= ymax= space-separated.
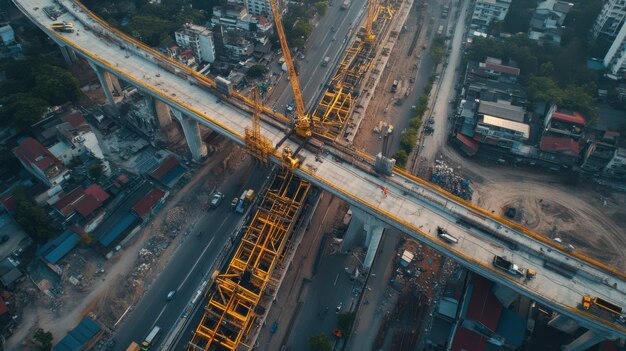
xmin=365 ymin=0 xmax=377 ymax=43
xmin=269 ymin=0 xmax=312 ymax=138
xmin=244 ymin=86 xmax=273 ymax=163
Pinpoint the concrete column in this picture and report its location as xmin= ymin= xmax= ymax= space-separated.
xmin=59 ymin=46 xmax=77 ymax=65
xmin=145 ymin=95 xmax=173 ymax=128
xmin=548 ymin=314 xmax=579 ymax=335
xmin=343 ymin=206 xmax=387 ymax=269
xmin=171 ymin=108 xmax=207 ymax=162
xmin=492 ymin=283 xmax=519 ymax=308
xmin=561 ymin=330 xmax=604 ymax=351
xmin=89 ymin=62 xmax=118 ymax=113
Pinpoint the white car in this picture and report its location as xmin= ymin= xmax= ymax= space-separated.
xmin=209 ymin=192 xmax=224 ymax=209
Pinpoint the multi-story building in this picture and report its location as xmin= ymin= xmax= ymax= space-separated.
xmin=591 ymin=0 xmax=626 ymax=39
xmin=174 ymin=24 xmax=216 ymax=63
xmin=470 ymin=0 xmax=512 ymax=33
xmin=474 ymin=115 xmax=530 ymax=148
xmin=13 ymin=137 xmax=70 ymax=187
xmin=528 ymin=0 xmax=573 ymax=46
xmin=602 ymin=22 xmax=626 ymax=79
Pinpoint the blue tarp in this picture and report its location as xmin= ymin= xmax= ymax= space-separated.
xmin=38 ymin=230 xmax=81 ymax=264
xmin=98 ymin=212 xmax=139 ymax=247
xmin=495 ymin=308 xmax=525 ymax=348
xmin=53 ymin=317 xmax=101 ymax=351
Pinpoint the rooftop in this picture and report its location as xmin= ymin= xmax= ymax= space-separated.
xmin=480 ymin=115 xmax=531 ymax=138
xmin=13 ymin=137 xmax=66 ymax=178
xmin=478 ymin=100 xmax=525 ymax=122
xmin=540 ymin=136 xmax=580 ymax=155
xmin=552 ymin=110 xmax=585 ymax=125
xmin=132 ymin=188 xmax=165 ymax=218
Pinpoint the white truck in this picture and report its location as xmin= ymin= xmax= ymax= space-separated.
xmin=493 ymin=256 xmax=524 ymax=277
xmin=141 ymin=326 xmax=161 ymax=350
xmin=321 ymin=56 xmax=330 ymax=66
xmin=341 ymin=0 xmax=350 ymax=9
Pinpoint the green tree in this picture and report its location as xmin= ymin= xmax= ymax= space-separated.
xmin=0 ymin=93 xmax=48 ymax=130
xmin=13 ymin=189 xmax=58 ymax=243
xmin=88 ymin=163 xmax=105 ymax=179
xmin=400 ymin=129 xmax=418 ymax=154
xmin=308 ymin=333 xmax=332 ymax=351
xmin=127 ymin=15 xmax=177 ymax=46
xmin=34 ymin=328 xmax=53 ymax=350
xmin=247 ymin=64 xmax=268 ymax=78
xmin=33 ymin=65 xmax=81 ymax=105
xmin=392 ymin=150 xmax=408 ymax=167
xmin=526 ymin=76 xmax=563 ymax=104
xmin=315 ymin=2 xmax=328 ymax=16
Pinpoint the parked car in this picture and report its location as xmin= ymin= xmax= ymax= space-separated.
xmin=231 ymin=197 xmax=239 ymax=210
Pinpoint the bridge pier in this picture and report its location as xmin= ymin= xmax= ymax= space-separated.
xmin=89 ymin=62 xmax=120 ymax=113
xmin=59 ymin=46 xmax=77 ymax=65
xmin=343 ymin=206 xmax=387 ymax=269
xmin=548 ymin=314 xmax=580 ymax=334
xmin=561 ymin=330 xmax=604 ymax=351
xmin=170 ymin=109 xmax=207 ymax=162
xmin=492 ymin=283 xmax=519 ymax=307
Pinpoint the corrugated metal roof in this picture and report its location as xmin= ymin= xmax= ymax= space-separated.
xmin=495 ymin=308 xmax=525 ymax=348
xmin=132 ymin=188 xmax=165 ymax=218
xmin=451 ymin=326 xmax=487 ymax=351
xmin=478 ymin=101 xmax=525 ymax=122
xmin=481 ymin=115 xmax=530 ymax=138
xmin=151 ymin=156 xmax=180 ymax=181
xmin=84 ymin=184 xmax=110 ymax=203
xmin=43 ymin=231 xmax=80 ymax=264
xmin=98 ymin=213 xmax=139 ymax=247
xmin=53 ymin=317 xmax=101 ymax=351
xmin=465 ymin=275 xmax=502 ymax=331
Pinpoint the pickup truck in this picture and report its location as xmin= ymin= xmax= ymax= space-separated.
xmin=493 ymin=256 xmax=524 ymax=277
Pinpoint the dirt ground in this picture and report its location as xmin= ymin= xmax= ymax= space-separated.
xmin=440 ymin=147 xmax=626 ymax=270
xmin=6 ymin=141 xmax=247 ymax=350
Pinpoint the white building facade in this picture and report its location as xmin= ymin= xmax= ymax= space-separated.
xmin=174 ymin=24 xmax=216 ymax=63
xmin=470 ymin=0 xmax=512 ymax=32
xmin=591 ymin=0 xmax=626 ymax=39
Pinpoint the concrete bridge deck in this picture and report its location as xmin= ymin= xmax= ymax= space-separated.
xmin=13 ymin=0 xmax=626 ymax=341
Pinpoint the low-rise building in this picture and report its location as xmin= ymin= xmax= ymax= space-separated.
xmin=474 ymin=115 xmax=531 ymax=148
xmin=538 ymin=135 xmax=581 ymax=166
xmin=543 ymin=106 xmax=586 ymax=140
xmin=603 ymin=147 xmax=626 ymax=178
xmin=528 ymin=0 xmax=573 ymax=46
xmin=13 ymin=137 xmax=70 ymax=187
xmin=580 ymin=141 xmax=617 ymax=173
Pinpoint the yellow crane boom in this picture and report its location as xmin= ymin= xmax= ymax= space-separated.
xmin=365 ymin=0 xmax=377 ymax=43
xmin=269 ymin=0 xmax=312 ymax=138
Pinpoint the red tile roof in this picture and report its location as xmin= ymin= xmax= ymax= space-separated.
xmin=60 ymin=112 xmax=88 ymax=129
xmin=540 ymin=136 xmax=580 ymax=155
xmin=552 ymin=111 xmax=585 ymax=125
xmin=84 ymin=184 xmax=110 ymax=203
xmin=0 ymin=296 xmax=8 ymax=315
xmin=132 ymin=188 xmax=165 ymax=218
xmin=54 ymin=188 xmax=87 ymax=217
xmin=151 ymin=156 xmax=180 ymax=181
xmin=74 ymin=195 xmax=101 ymax=218
xmin=13 ymin=137 xmax=63 ymax=174
xmin=484 ymin=62 xmax=520 ymax=76
xmin=466 ymin=275 xmax=502 ymax=331
xmin=451 ymin=327 xmax=487 ymax=351
xmin=455 ymin=132 xmax=479 ymax=155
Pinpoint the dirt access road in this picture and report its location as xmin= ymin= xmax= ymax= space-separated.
xmin=441 ymin=148 xmax=626 ymax=270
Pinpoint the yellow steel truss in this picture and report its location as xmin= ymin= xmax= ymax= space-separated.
xmin=188 ymin=170 xmax=310 ymax=351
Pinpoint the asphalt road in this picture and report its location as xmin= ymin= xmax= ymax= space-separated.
xmin=268 ymin=0 xmax=368 ymax=113
xmin=113 ymin=161 xmax=269 ymax=349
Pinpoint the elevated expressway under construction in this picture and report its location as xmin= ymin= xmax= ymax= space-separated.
xmin=12 ymin=0 xmax=626 ymax=349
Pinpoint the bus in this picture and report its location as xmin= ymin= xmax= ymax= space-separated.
xmin=141 ymin=326 xmax=161 ymax=351
xmin=51 ymin=22 xmax=74 ymax=33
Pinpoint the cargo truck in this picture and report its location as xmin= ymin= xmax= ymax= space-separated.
xmin=493 ymin=256 xmax=524 ymax=277
xmin=582 ymin=295 xmax=623 ymax=318
xmin=141 ymin=326 xmax=161 ymax=350
xmin=235 ymin=189 xmax=255 ymax=214
xmin=51 ymin=22 xmax=74 ymax=33
xmin=341 ymin=0 xmax=350 ymax=9
xmin=321 ymin=56 xmax=330 ymax=66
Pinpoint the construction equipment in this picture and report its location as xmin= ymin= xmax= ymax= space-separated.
xmin=244 ymin=86 xmax=273 ymax=163
xmin=493 ymin=256 xmax=525 ymax=277
xmin=269 ymin=0 xmax=312 ymax=138
xmin=364 ymin=0 xmax=377 ymax=43
xmin=126 ymin=342 xmax=141 ymax=351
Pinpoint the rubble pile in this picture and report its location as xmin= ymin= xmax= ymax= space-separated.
xmin=430 ymin=160 xmax=473 ymax=200
xmin=166 ymin=207 xmax=185 ymax=233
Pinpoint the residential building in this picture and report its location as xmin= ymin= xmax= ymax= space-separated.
xmin=0 ymin=24 xmax=23 ymax=59
xmin=245 ymin=0 xmax=271 ymax=19
xmin=538 ymin=135 xmax=581 ymax=166
xmin=591 ymin=0 xmax=626 ymax=40
xmin=474 ymin=114 xmax=530 ymax=148
xmin=174 ymin=23 xmax=216 ymax=63
xmin=580 ymin=141 xmax=617 ymax=172
xmin=223 ymin=35 xmax=254 ymax=61
xmin=51 ymin=184 xmax=110 ymax=222
xmin=528 ymin=0 xmax=573 ymax=46
xmin=13 ymin=137 xmax=70 ymax=187
xmin=602 ymin=21 xmax=626 ymax=79
xmin=474 ymin=57 xmax=520 ymax=84
xmin=470 ymin=0 xmax=512 ymax=32
xmin=603 ymin=147 xmax=626 ymax=177
xmin=477 ymin=100 xmax=526 ymax=123
xmin=543 ymin=106 xmax=586 ymax=140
